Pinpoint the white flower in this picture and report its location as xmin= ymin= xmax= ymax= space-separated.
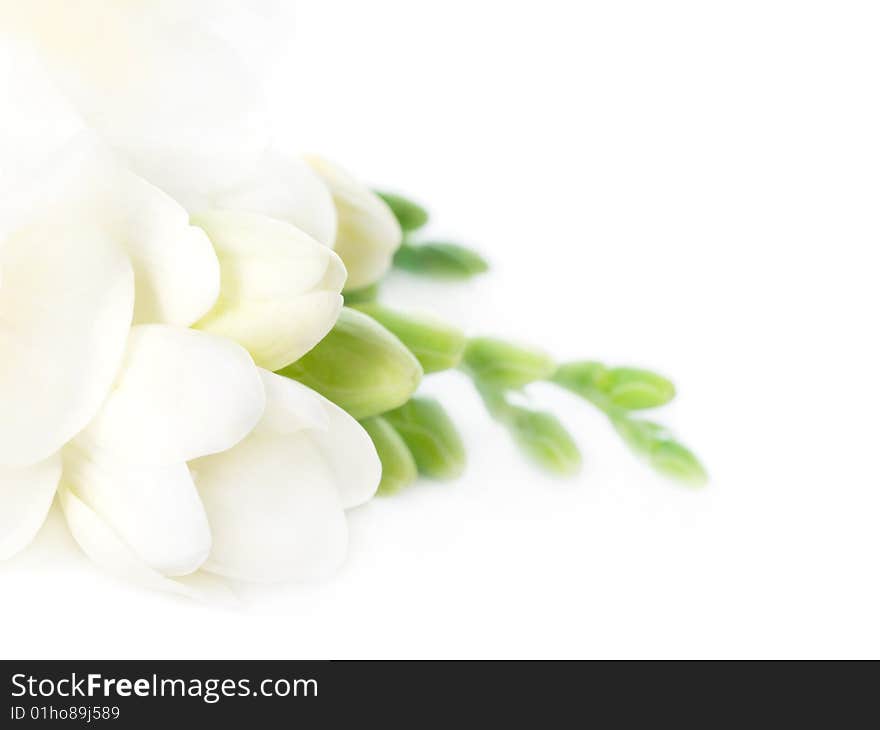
xmin=0 ymin=156 xmax=380 ymax=592
xmin=0 ymin=52 xmax=380 ymax=594
xmin=0 ymin=144 xmax=261 ymax=582
xmin=58 ymin=332 xmax=380 ymax=594
xmin=60 ymin=324 xmax=265 ymax=582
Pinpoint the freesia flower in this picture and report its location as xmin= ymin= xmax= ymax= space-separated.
xmin=59 ymin=337 xmax=379 ymax=595
xmin=0 ymin=42 xmax=381 ymax=595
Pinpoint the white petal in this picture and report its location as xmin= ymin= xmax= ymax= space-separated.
xmin=194 ymin=211 xmax=346 ymax=370
xmin=0 ymin=454 xmax=61 ymax=560
xmin=59 ymin=486 xmax=233 ymax=603
xmin=192 ymin=434 xmax=348 ymax=584
xmin=258 ymin=366 xmax=330 ymax=436
xmin=313 ymin=395 xmax=382 ymax=509
xmin=103 ymin=169 xmax=220 ymax=327
xmin=270 ymin=375 xmax=381 ymax=509
xmin=2 ymin=140 xmax=221 ymax=328
xmin=209 ymin=151 xmax=338 ymax=247
xmin=78 ymin=325 xmax=265 ymax=466
xmin=191 ymin=372 xmax=362 ymax=583
xmin=0 ymin=225 xmax=134 ymax=467
xmin=63 ymin=444 xmax=211 ymax=577
xmin=304 ymin=157 xmax=403 ymax=291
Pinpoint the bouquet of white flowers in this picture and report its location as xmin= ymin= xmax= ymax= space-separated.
xmin=0 ymin=1 xmax=704 ymax=599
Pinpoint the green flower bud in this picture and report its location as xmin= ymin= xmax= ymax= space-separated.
xmin=605 ymin=368 xmax=676 ymax=410
xmin=506 ymin=407 xmax=582 ymax=476
xmin=611 ymin=415 xmax=707 ymax=486
xmin=649 ymin=440 xmax=708 ymax=486
xmin=360 ymin=416 xmax=418 ymax=496
xmin=352 ymin=303 xmax=466 ymax=373
xmin=463 ymin=337 xmax=556 ymax=389
xmin=374 ymin=191 xmax=429 ymax=232
xmin=393 ymin=242 xmax=489 ymax=279
xmin=384 ymin=398 xmax=466 ymax=480
xmin=278 ymin=308 xmax=423 ymax=419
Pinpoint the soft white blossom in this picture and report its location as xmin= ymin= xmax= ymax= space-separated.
xmin=0 ymin=13 xmax=383 ymax=597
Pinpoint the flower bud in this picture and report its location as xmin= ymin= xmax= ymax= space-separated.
xmin=374 ymin=191 xmax=429 ymax=232
xmin=505 ymin=407 xmax=582 ymax=476
xmin=605 ymin=368 xmax=675 ymax=410
xmin=278 ymin=308 xmax=422 ymax=419
xmin=192 ymin=210 xmax=345 ymax=371
xmin=393 ymin=242 xmax=489 ymax=279
xmin=611 ymin=416 xmax=707 ymax=486
xmin=463 ymin=337 xmax=556 ymax=389
xmin=360 ymin=416 xmax=418 ymax=496
xmin=383 ymin=398 xmax=466 ymax=480
xmin=353 ymin=303 xmax=466 ymax=373
xmin=305 ymin=157 xmax=403 ymax=292
xmin=649 ymin=440 xmax=708 ymax=486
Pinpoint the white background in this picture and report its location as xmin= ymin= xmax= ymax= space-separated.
xmin=4 ymin=0 xmax=880 ymax=658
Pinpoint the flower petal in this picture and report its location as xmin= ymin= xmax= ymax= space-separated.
xmin=274 ymin=376 xmax=381 ymax=509
xmin=0 ymin=225 xmax=134 ymax=467
xmin=208 ymin=150 xmax=338 ymax=248
xmin=3 ymin=139 xmax=221 ymax=329
xmin=78 ymin=324 xmax=265 ymax=466
xmin=193 ymin=435 xmax=348 ymax=584
xmin=194 ymin=211 xmax=346 ymax=370
xmin=0 ymin=453 xmax=61 ymax=560
xmin=63 ymin=444 xmax=211 ymax=577
xmin=191 ymin=372 xmax=360 ymax=583
xmin=105 ymin=169 xmax=220 ymax=327
xmin=304 ymin=157 xmax=403 ymax=291
xmin=58 ymin=486 xmax=234 ymax=603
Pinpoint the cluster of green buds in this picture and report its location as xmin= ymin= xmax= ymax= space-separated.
xmin=279 ymin=191 xmax=707 ymax=493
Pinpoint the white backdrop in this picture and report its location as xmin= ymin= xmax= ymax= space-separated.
xmin=3 ymin=0 xmax=879 ymax=659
